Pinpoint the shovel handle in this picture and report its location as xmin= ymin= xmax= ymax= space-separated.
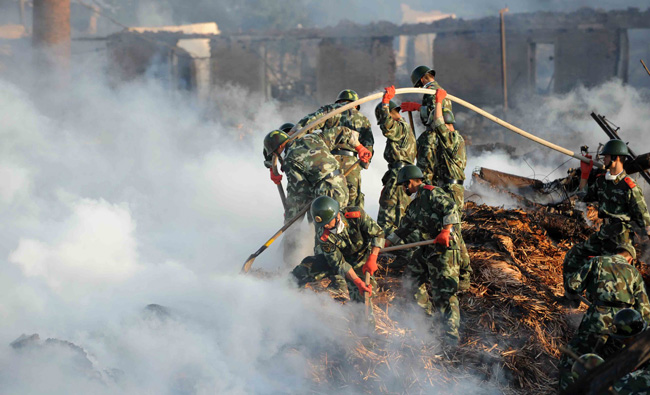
xmin=364 ymin=271 xmax=371 ymax=316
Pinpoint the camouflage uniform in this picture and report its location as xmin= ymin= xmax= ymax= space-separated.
xmin=558 ymin=254 xmax=650 ymax=390
xmin=614 ymin=367 xmax=650 ymax=395
xmin=387 ymin=184 xmax=462 ymax=343
xmin=431 ymin=116 xmax=472 ymax=290
xmin=376 ymin=104 xmax=416 ymax=235
xmin=563 ymin=172 xmax=650 ymax=294
xmin=282 ymin=134 xmax=349 ymax=220
xmin=297 ymin=103 xmax=373 ymax=208
xmin=291 ymin=206 xmax=385 ymax=304
xmin=416 ymin=80 xmax=450 ymax=182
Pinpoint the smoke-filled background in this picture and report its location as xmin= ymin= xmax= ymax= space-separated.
xmin=0 ymin=0 xmax=649 ymax=393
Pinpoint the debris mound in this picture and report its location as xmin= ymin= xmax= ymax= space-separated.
xmin=301 ymin=201 xmax=648 ymax=394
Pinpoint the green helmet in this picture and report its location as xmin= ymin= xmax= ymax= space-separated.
xmin=278 ymin=123 xmax=295 ymax=133
xmin=311 ymin=196 xmax=340 ymax=228
xmin=612 ymin=308 xmax=647 ymax=338
xmin=374 ymin=100 xmax=400 ymax=121
xmin=410 ymin=65 xmax=435 ymax=87
xmin=601 ymin=139 xmax=629 ymax=156
xmin=397 ymin=165 xmax=424 ymax=185
xmin=336 ymin=89 xmax=360 ymax=110
xmin=443 ymin=108 xmax=455 ymax=124
xmin=616 ymin=243 xmax=637 ymax=260
xmin=336 ymin=89 xmax=359 ymax=102
xmin=263 ymin=130 xmax=289 ymax=156
xmin=571 ymin=353 xmax=604 ymax=378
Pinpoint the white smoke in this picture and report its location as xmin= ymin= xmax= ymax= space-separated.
xmin=2 ymin=31 xmax=649 ymax=392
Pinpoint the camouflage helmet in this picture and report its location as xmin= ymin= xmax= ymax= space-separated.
xmin=443 ymin=108 xmax=455 ymax=124
xmin=571 ymin=353 xmax=604 ymax=378
xmin=311 ymin=195 xmax=340 ymax=229
xmin=616 ymin=243 xmax=637 ymax=260
xmin=278 ymin=122 xmax=295 ymax=133
xmin=611 ymin=308 xmax=647 ymax=338
xmin=374 ymin=100 xmax=400 ymax=122
xmin=411 ymin=65 xmax=435 ymax=87
xmin=397 ymin=165 xmax=424 ymax=185
xmin=601 ymin=139 xmax=629 ymax=157
xmin=263 ymin=130 xmax=289 ymax=155
xmin=336 ymin=89 xmax=360 ymax=110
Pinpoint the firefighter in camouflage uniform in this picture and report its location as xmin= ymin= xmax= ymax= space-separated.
xmin=295 ymin=89 xmax=374 ymax=208
xmin=374 ymin=86 xmax=416 ymax=235
xmin=563 ymin=139 xmax=650 ymax=306
xmin=558 ymin=243 xmax=650 ymax=390
xmin=386 ymin=165 xmax=463 ymax=346
xmin=291 ymin=195 xmax=384 ymax=321
xmin=410 ymin=65 xmax=452 ymax=185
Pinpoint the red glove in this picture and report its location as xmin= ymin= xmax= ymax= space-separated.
xmin=434 ymin=228 xmax=451 ymax=247
xmin=362 ymin=253 xmax=378 ymax=276
xmin=382 ymin=85 xmax=396 ymax=104
xmin=400 ymin=102 xmax=421 ymax=112
xmin=269 ymin=168 xmax=282 ymax=185
xmin=580 ymin=154 xmax=593 ymax=180
xmin=355 ymin=144 xmax=372 ymax=163
xmin=435 ymin=88 xmax=447 ymax=104
xmin=353 ymin=277 xmax=372 ymax=297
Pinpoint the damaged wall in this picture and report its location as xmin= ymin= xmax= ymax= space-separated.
xmin=104 ymin=8 xmax=650 ymax=107
xmin=316 ymin=36 xmax=395 ymax=102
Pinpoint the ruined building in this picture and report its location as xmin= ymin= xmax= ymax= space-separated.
xmin=106 ymin=8 xmax=650 ymax=107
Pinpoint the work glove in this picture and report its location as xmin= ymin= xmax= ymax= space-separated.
xmin=435 ymin=88 xmax=447 ymax=104
xmin=580 ymin=154 xmax=593 ymax=180
xmin=400 ymin=102 xmax=421 ymax=112
xmin=382 ymin=85 xmax=396 ymax=104
xmin=362 ymin=253 xmax=378 ymax=276
xmin=355 ymin=144 xmax=373 ymax=163
xmin=353 ymin=277 xmax=372 ymax=297
xmin=269 ymin=168 xmax=282 ymax=185
xmin=434 ymin=228 xmax=451 ymax=248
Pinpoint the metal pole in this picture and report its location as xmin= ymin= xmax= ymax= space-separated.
xmin=500 ymin=8 xmax=509 ymax=112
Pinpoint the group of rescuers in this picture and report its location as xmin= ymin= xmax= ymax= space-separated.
xmin=262 ymin=65 xmax=650 ymax=379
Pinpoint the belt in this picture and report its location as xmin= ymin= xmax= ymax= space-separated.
xmin=593 ymin=299 xmax=632 ymax=309
xmin=323 ymin=169 xmax=342 ymax=180
xmin=444 ymin=179 xmax=464 ymax=185
xmin=389 ymin=162 xmax=407 ymax=170
xmin=331 ymin=149 xmax=357 ymax=157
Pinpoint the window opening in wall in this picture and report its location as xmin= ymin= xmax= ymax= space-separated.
xmin=535 ymin=43 xmax=555 ymax=94
xmin=628 ymin=29 xmax=650 ymax=90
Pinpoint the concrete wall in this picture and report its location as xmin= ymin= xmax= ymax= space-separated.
xmin=433 ymin=31 xmax=529 ymax=107
xmin=554 ymin=28 xmax=620 ymax=92
xmin=316 ymin=36 xmax=395 ymax=103
xmin=210 ymin=38 xmax=263 ymax=93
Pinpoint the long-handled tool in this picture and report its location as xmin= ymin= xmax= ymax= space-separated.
xmin=271 ymin=154 xmax=287 ymax=211
xmin=287 ymin=88 xmax=602 ymax=169
xmin=379 ymin=238 xmax=439 ymax=253
xmin=364 ymin=271 xmax=371 ymax=317
xmin=407 ymin=111 xmax=416 ymax=137
xmin=242 ymin=159 xmax=362 ymax=273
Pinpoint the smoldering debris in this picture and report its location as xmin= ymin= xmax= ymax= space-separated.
xmin=468 ymin=167 xmax=580 ymax=208
xmin=260 ymin=200 xmax=649 ymax=395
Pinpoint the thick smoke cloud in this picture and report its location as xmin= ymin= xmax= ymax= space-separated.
xmin=2 ymin=20 xmax=650 ymax=394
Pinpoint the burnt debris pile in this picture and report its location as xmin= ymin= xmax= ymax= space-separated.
xmin=296 ymin=200 xmax=648 ymax=394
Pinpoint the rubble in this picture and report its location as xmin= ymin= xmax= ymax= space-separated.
xmin=288 ymin=199 xmax=649 ymax=394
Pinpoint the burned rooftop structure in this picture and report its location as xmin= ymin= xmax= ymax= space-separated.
xmin=106 ymin=8 xmax=650 ymax=106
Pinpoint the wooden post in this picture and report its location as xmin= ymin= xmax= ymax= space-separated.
xmin=499 ymin=8 xmax=509 ymax=113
